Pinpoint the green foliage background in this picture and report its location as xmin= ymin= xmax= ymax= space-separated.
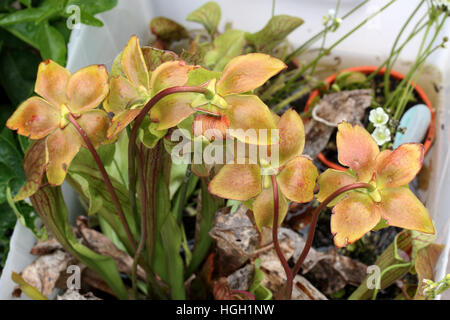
xmin=0 ymin=0 xmax=117 ymax=270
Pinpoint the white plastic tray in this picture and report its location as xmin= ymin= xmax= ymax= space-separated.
xmin=1 ymin=0 xmax=449 ymax=299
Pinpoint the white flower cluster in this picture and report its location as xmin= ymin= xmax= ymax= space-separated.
xmin=369 ymin=107 xmax=391 ymax=146
xmin=323 ymin=9 xmax=342 ymax=31
xmin=433 ymin=0 xmax=450 ymax=10
xmin=422 ymin=274 xmax=450 ymax=299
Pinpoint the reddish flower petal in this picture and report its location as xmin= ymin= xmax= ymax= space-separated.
xmin=121 ymin=35 xmax=150 ymax=89
xmin=209 ymin=163 xmax=261 ymax=201
xmin=379 ymin=187 xmax=434 ymax=234
xmin=103 ymin=76 xmax=140 ymax=114
xmin=66 ymin=65 xmax=109 ymax=113
xmin=107 ymin=109 xmax=141 ymax=139
xmin=149 ymin=92 xmax=197 ymax=130
xmin=150 ymin=61 xmax=193 ymax=96
xmin=331 ymin=192 xmax=381 ymax=247
xmin=277 ymin=156 xmax=318 ymax=203
xmin=46 ymin=126 xmax=82 ymax=185
xmin=252 ymin=186 xmax=289 ymax=230
xmin=317 ymin=169 xmax=357 ymax=206
xmin=375 ymin=143 xmax=424 ymax=189
xmin=78 ymin=110 xmax=110 ymax=148
xmin=277 ymin=109 xmax=305 ymax=166
xmin=14 ymin=140 xmax=47 ymax=201
xmin=216 ymin=53 xmax=286 ymax=95
xmin=7 ymin=97 xmax=59 ymax=139
xmin=224 ymin=95 xmax=277 ymax=145
xmin=337 ymin=122 xmax=379 ymax=182
xmin=193 ymin=114 xmax=229 ymax=140
xmin=35 ymin=59 xmax=70 ymax=107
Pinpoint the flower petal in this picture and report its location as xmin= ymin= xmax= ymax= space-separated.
xmin=224 ymin=95 xmax=277 ymax=145
xmin=7 ymin=97 xmax=59 ymax=139
xmin=121 ymin=35 xmax=150 ymax=89
xmin=78 ymin=110 xmax=110 ymax=148
xmin=277 ymin=156 xmax=318 ymax=203
xmin=35 ymin=59 xmax=70 ymax=107
xmin=103 ymin=76 xmax=140 ymax=114
xmin=216 ymin=53 xmax=286 ymax=95
xmin=46 ymin=126 xmax=82 ymax=185
xmin=66 ymin=65 xmax=109 ymax=113
xmin=379 ymin=187 xmax=434 ymax=234
xmin=375 ymin=143 xmax=424 ymax=189
xmin=331 ymin=192 xmax=381 ymax=247
xmin=193 ymin=114 xmax=229 ymax=140
xmin=317 ymin=169 xmax=357 ymax=206
xmin=278 ymin=108 xmax=305 ymax=166
xmin=209 ymin=163 xmax=261 ymax=201
xmin=150 ymin=61 xmax=193 ymax=96
xmin=337 ymin=122 xmax=379 ymax=182
xmin=107 ymin=109 xmax=141 ymax=140
xmin=149 ymin=92 xmax=197 ymax=130
xmin=252 ymin=186 xmax=289 ymax=230
xmin=14 ymin=140 xmax=48 ymax=201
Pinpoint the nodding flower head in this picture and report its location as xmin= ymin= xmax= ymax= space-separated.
xmin=317 ymin=122 xmax=434 ymax=248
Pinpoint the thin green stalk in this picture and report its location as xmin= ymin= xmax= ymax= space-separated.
xmin=371 ymin=262 xmax=412 ymax=300
xmin=285 ymin=0 xmax=371 ymax=62
xmin=277 ymin=0 xmax=397 ymax=102
xmin=384 ymin=0 xmax=426 ymax=100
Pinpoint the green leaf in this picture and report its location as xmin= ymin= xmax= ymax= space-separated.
xmin=4 ymin=21 xmax=40 ymax=48
xmin=19 ymin=0 xmax=31 ymax=8
xmin=204 ymin=29 xmax=245 ymax=71
xmin=30 ymin=186 xmax=129 ymax=299
xmin=249 ymin=258 xmax=273 ymax=300
xmin=37 ymin=21 xmax=67 ymax=65
xmin=67 ymin=155 xmax=137 ymax=255
xmin=149 ymin=16 xmax=188 ymax=43
xmin=0 ymin=46 xmax=39 ymax=105
xmin=11 ymin=272 xmax=48 ymax=300
xmin=65 ymin=0 xmax=117 ymax=26
xmin=160 ymin=212 xmax=185 ymax=299
xmin=0 ymin=202 xmax=16 ymax=267
xmin=185 ymin=179 xmax=224 ymax=277
xmin=349 ymin=231 xmax=413 ymax=300
xmin=138 ymin=118 xmax=167 ymax=149
xmin=246 ymin=15 xmax=304 ymax=53
xmin=0 ymin=131 xmax=25 ymax=200
xmin=186 ymin=1 xmax=221 ymax=36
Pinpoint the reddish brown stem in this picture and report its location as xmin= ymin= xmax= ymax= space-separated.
xmin=127 ymin=86 xmax=209 ymax=296
xmin=291 ymin=182 xmax=374 ymax=277
xmin=271 ymin=175 xmax=294 ymax=299
xmin=68 ymin=113 xmax=137 ymax=252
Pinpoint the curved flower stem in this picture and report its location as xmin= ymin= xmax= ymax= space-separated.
xmin=292 ymin=182 xmax=374 ymax=278
xmin=68 ymin=113 xmax=137 ymax=253
xmin=270 ymin=175 xmax=294 ymax=299
xmin=127 ymin=86 xmax=209 ymax=296
xmin=371 ymin=262 xmax=411 ymax=300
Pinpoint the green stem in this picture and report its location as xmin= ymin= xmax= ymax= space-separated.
xmin=285 ymin=0 xmax=371 ymax=62
xmin=277 ymin=0 xmax=397 ymax=102
xmin=68 ymin=113 xmax=137 ymax=253
xmin=384 ymin=0 xmax=425 ymax=100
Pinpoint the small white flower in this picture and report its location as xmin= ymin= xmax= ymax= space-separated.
xmin=328 ymin=9 xmax=336 ymax=17
xmin=369 ymin=107 xmax=389 ymax=127
xmin=433 ymin=0 xmax=450 ymax=10
xmin=372 ymin=126 xmax=391 ymax=146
